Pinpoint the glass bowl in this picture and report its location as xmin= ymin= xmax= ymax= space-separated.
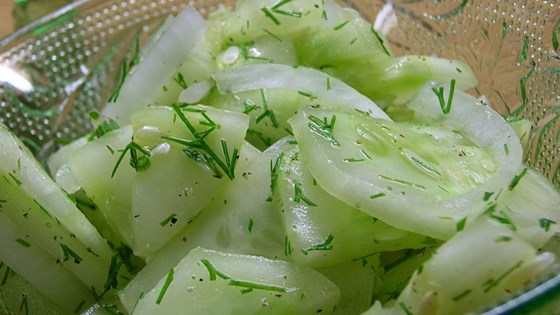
xmin=0 ymin=0 xmax=559 ymax=314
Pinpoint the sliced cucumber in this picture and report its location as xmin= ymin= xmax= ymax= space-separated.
xmin=215 ymin=34 xmax=298 ymax=70
xmin=288 ymin=82 xmax=523 ymax=239
xmin=0 ymin=213 xmax=94 ymax=314
xmin=296 ymin=12 xmax=392 ymax=67
xmin=71 ymin=105 xmax=249 ymax=258
xmin=0 ymin=124 xmax=115 ymax=294
xmin=102 ymin=6 xmax=207 ymax=125
xmin=152 ymin=9 xmax=226 ymax=107
xmin=213 ymin=63 xmax=390 ymax=119
xmin=322 ymin=55 xmax=477 ymax=108
xmin=69 ymin=126 xmax=136 ymax=248
xmin=221 ymin=0 xmax=323 ymax=44
xmin=316 ymin=258 xmax=378 ymax=315
xmin=120 ymin=141 xmax=284 ymax=312
xmin=273 ymin=139 xmax=426 ymax=267
xmin=392 ymin=217 xmax=556 ymax=315
xmin=132 ymin=247 xmax=339 ymax=314
xmin=0 ymin=261 xmax=66 ymax=315
xmin=494 ymin=168 xmax=560 ymax=249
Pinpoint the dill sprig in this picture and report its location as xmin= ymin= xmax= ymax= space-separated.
xmin=59 ymin=244 xmax=83 ymax=264
xmin=371 ymin=26 xmax=391 ymax=56
xmin=111 ymin=141 xmax=152 ymax=178
xmin=307 ymin=114 xmax=339 ymax=146
xmin=156 ymin=269 xmax=175 ymax=305
xmin=94 ymin=254 xmax=123 ymax=299
xmin=294 ymin=183 xmax=317 ymax=206
xmin=108 ymin=31 xmax=142 ymax=103
xmin=256 ymin=89 xmax=280 ymax=128
xmin=88 ymin=111 xmax=120 ymax=141
xmin=201 ymin=259 xmax=231 ymax=281
xmin=333 ymin=20 xmax=350 ymax=30
xmin=284 ymin=236 xmax=293 ymax=256
xmin=173 ymin=73 xmax=188 ymax=89
xmin=482 ymin=260 xmax=523 ymax=292
xmin=261 ymin=0 xmax=303 ymax=25
xmin=301 ymin=234 xmax=334 ymax=255
xmin=508 ymin=168 xmax=528 ymax=191
xmin=163 ymin=105 xmax=239 ymax=180
xmin=261 ymin=7 xmax=281 ymax=25
xmin=431 ymin=79 xmax=456 ymax=115
xmin=19 ymin=294 xmax=28 ymax=315
xmin=228 ymin=279 xmax=289 ymax=293
xmin=539 ymin=218 xmax=557 ymax=232
xmin=243 ymin=99 xmax=260 ymax=114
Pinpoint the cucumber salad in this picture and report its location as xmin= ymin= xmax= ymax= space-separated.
xmin=1 ymin=0 xmax=559 ymax=314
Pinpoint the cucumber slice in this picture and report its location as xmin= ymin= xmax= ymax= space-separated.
xmin=153 ymin=9 xmax=226 ymax=106
xmin=120 ymin=141 xmax=284 ymax=312
xmin=213 ymin=63 xmax=390 ymax=120
xmin=130 ymin=106 xmax=249 ymax=257
xmin=273 ymin=140 xmax=427 ymax=267
xmin=288 ymin=82 xmax=523 ymax=239
xmin=0 ymin=261 xmax=66 ymax=315
xmin=392 ymin=217 xmax=556 ymax=315
xmin=289 ymin=107 xmax=492 ymax=238
xmin=296 ymin=8 xmax=477 ymax=108
xmin=221 ymin=0 xmax=323 ymax=44
xmin=296 ymin=13 xmax=392 ymax=67
xmin=316 ymin=259 xmax=378 ymax=315
xmin=0 ymin=214 xmax=94 ymax=314
xmin=494 ymin=168 xmax=560 ymax=249
xmin=71 ymin=105 xmax=250 ymax=257
xmin=102 ymin=6 xmax=207 ymax=125
xmin=321 ymin=55 xmax=477 ymax=108
xmin=47 ymin=136 xmax=88 ymax=178
xmin=132 ymin=247 xmax=339 ymax=314
xmin=0 ymin=124 xmax=115 ymax=294
xmin=206 ymin=88 xmax=315 ymax=149
xmin=219 ymin=35 xmax=298 ymax=67
xmin=69 ymin=126 xmax=136 ymax=248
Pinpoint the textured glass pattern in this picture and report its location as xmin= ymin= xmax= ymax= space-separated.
xmin=346 ymin=0 xmax=560 ymax=188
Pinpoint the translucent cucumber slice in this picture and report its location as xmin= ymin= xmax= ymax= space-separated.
xmin=69 ymin=126 xmax=136 ymax=247
xmin=0 ymin=124 xmax=115 ymax=294
xmin=102 ymin=6 xmax=207 ymax=125
xmin=273 ymin=140 xmax=427 ymax=267
xmin=391 ymin=217 xmax=556 ymax=315
xmin=296 ymin=14 xmax=392 ymax=66
xmin=119 ymin=141 xmax=284 ymax=312
xmin=494 ymin=168 xmax=560 ymax=249
xmin=129 ymin=106 xmax=249 ymax=257
xmin=289 ymin=104 xmax=517 ymax=239
xmin=0 ymin=214 xmax=94 ymax=314
xmin=71 ymin=105 xmax=249 ymax=258
xmin=132 ymin=247 xmax=340 ymax=315
xmin=322 ymin=55 xmax=478 ymax=108
xmin=221 ymin=0 xmax=323 ymax=44
xmin=152 ymin=9 xmax=226 ymax=106
xmin=316 ymin=258 xmax=378 ymax=315
xmin=213 ymin=63 xmax=390 ymax=120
